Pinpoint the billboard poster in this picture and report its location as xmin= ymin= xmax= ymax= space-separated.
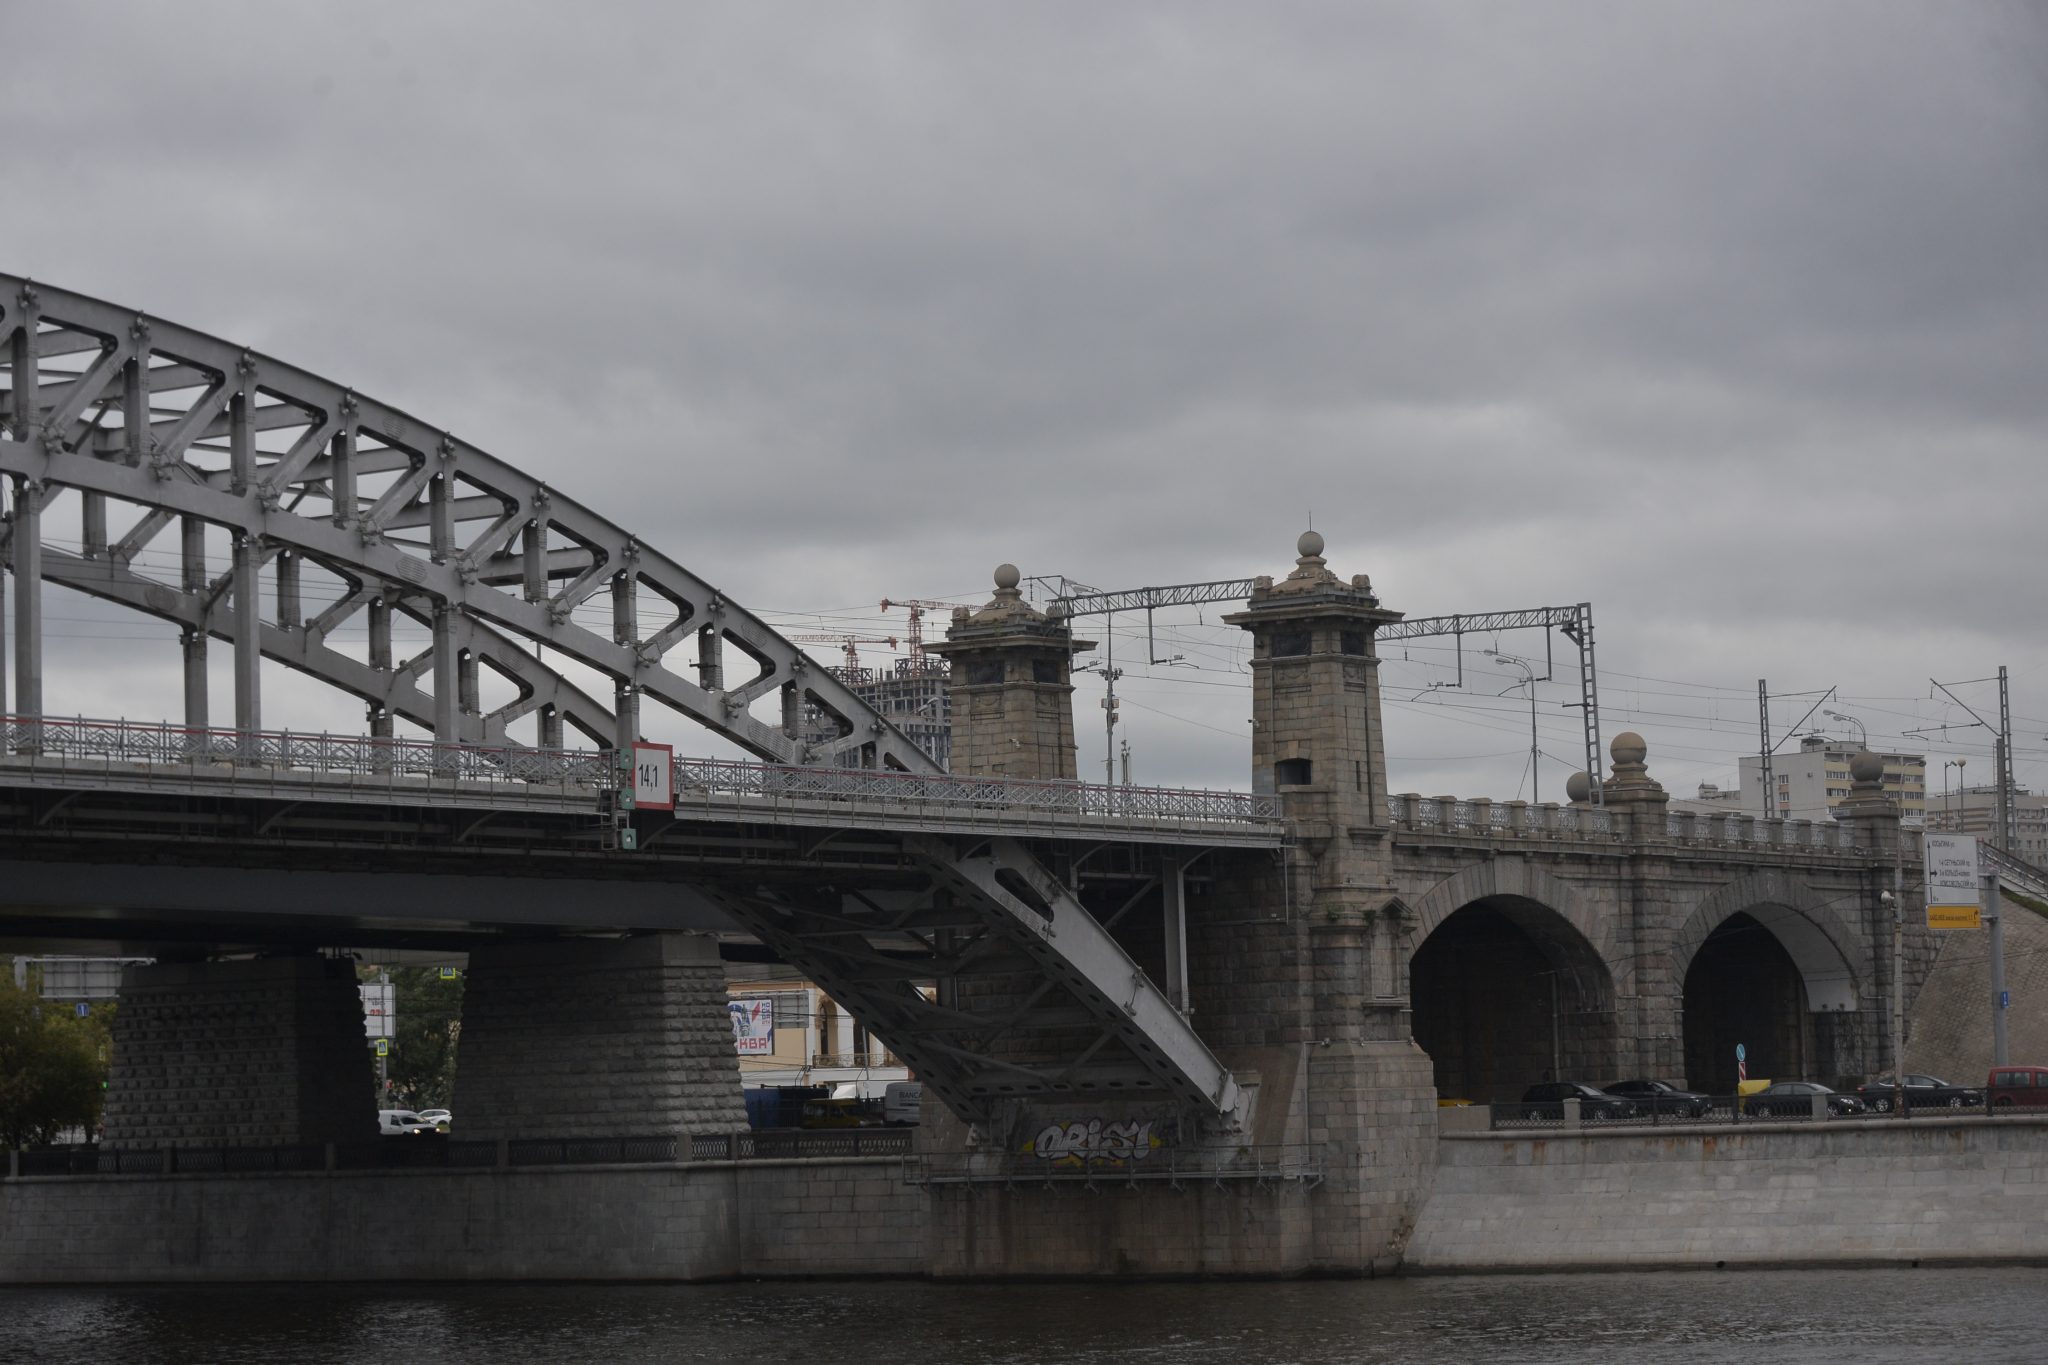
xmin=730 ymin=997 xmax=776 ymax=1055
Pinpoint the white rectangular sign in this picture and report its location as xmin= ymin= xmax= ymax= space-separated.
xmin=631 ymin=742 xmax=674 ymax=811
xmin=360 ymin=981 xmax=395 ymax=1040
xmin=1923 ymin=832 xmax=1981 ymax=930
xmin=730 ymin=998 xmax=776 ymax=1056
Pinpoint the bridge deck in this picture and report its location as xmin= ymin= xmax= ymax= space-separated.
xmin=0 ymin=715 xmax=1285 ymax=848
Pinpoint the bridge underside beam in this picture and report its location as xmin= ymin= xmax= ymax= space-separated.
xmin=703 ymin=835 xmax=1242 ymax=1129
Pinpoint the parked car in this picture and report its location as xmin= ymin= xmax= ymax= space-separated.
xmin=1604 ymin=1078 xmax=1713 ymax=1119
xmin=1519 ymin=1081 xmax=1637 ymax=1121
xmin=1744 ymin=1081 xmax=1865 ymax=1118
xmin=377 ymin=1109 xmax=438 ymax=1136
xmin=1987 ymin=1065 xmax=2048 ymax=1109
xmin=1855 ymin=1074 xmax=1982 ymax=1112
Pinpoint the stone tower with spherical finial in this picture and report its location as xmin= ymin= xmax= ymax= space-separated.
xmin=1222 ymin=530 xmax=1404 ymax=839
xmin=1217 ymin=532 xmax=1438 ymax=1259
xmin=1222 ymin=532 xmax=1411 ymax=1021
xmin=924 ymin=563 xmax=1094 ymax=779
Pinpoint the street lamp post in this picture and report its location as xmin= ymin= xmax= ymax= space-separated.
xmin=1489 ymin=651 xmax=1540 ymax=805
xmin=1824 ymin=709 xmax=1867 ymax=748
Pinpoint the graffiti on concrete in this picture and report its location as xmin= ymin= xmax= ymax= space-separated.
xmin=1025 ymin=1117 xmax=1162 ymax=1166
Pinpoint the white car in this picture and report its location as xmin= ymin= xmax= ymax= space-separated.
xmin=415 ymin=1108 xmax=452 ymax=1128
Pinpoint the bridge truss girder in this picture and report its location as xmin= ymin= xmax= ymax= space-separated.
xmin=38 ymin=544 xmax=617 ymax=748
xmin=703 ymin=835 xmax=1243 ymax=1129
xmin=0 ymin=274 xmax=937 ymax=771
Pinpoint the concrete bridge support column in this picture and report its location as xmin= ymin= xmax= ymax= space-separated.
xmin=1216 ymin=533 xmax=1439 ymax=1275
xmin=451 ymin=934 xmax=746 ymax=1141
xmin=101 ymin=956 xmax=377 ymax=1149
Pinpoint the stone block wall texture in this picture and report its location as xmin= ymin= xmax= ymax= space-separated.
xmin=1906 ymin=894 xmax=2048 ymax=1081
xmin=1404 ymin=1117 xmax=2048 ymax=1271
xmin=1299 ymin=1038 xmax=1439 ymax=1275
xmin=453 ymin=934 xmax=746 ymax=1142
xmin=0 ymin=1159 xmax=922 ymax=1283
xmin=101 ymin=956 xmax=376 ymax=1149
xmin=925 ymin=1181 xmax=1319 ymax=1279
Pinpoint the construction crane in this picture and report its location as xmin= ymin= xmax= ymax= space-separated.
xmin=878 ymin=598 xmax=964 ymax=661
xmin=791 ymin=634 xmax=899 ymax=673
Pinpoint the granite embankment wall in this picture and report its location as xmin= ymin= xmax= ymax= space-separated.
xmin=0 ymin=1158 xmax=922 ymax=1283
xmin=1404 ymin=1117 xmax=2048 ymax=1272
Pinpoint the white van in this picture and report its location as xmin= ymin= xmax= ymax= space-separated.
xmin=882 ymin=1081 xmax=923 ymax=1126
xmin=378 ymin=1109 xmax=434 ymax=1136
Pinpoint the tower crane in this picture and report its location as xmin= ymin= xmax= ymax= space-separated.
xmin=878 ymin=598 xmax=965 ymax=661
xmin=790 ymin=634 xmax=899 ymax=674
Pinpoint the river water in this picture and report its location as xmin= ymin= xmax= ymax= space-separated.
xmin=12 ymin=1268 xmax=2048 ymax=1365
xmin=7 ymin=1269 xmax=2048 ymax=1364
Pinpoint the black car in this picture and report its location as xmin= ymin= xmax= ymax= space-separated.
xmin=1605 ymin=1078 xmax=1713 ymax=1119
xmin=1519 ymin=1081 xmax=1637 ymax=1121
xmin=1855 ymin=1074 xmax=1984 ymax=1112
xmin=1745 ymin=1081 xmax=1866 ymax=1118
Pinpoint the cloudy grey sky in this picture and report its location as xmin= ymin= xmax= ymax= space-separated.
xmin=6 ymin=1 xmax=2045 ymax=802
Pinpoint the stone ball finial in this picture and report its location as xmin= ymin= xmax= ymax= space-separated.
xmin=993 ymin=563 xmax=1021 ymax=591
xmin=1610 ymin=731 xmax=1647 ymax=766
xmin=1850 ymin=751 xmax=1885 ymax=784
xmin=1297 ymin=530 xmax=1325 ymax=559
xmin=1564 ymin=771 xmax=1592 ymax=804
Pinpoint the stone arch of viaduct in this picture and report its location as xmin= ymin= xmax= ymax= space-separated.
xmin=1383 ymin=851 xmax=1887 ymax=1096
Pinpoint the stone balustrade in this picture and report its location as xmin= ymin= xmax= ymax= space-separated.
xmin=1386 ymin=793 xmax=1883 ymax=857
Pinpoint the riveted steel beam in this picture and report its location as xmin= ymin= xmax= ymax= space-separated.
xmin=0 ymin=273 xmax=939 ymax=771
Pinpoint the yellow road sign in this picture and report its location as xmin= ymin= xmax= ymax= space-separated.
xmin=1928 ymin=902 xmax=1982 ymax=931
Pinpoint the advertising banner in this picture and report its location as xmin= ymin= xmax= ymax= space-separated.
xmin=729 ymin=997 xmax=776 ymax=1055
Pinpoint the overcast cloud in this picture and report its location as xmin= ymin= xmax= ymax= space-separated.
xmin=5 ymin=1 xmax=2045 ymax=801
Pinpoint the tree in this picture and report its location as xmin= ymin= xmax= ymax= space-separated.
xmin=0 ymin=971 xmax=112 ymax=1148
xmin=360 ymin=965 xmax=463 ymax=1110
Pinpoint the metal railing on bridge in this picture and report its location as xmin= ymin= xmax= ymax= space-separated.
xmin=1485 ymin=1093 xmax=2018 ymax=1132
xmin=0 ymin=713 xmax=1282 ymax=833
xmin=1 ymin=714 xmax=613 ymax=787
xmin=1981 ymin=842 xmax=2048 ymax=902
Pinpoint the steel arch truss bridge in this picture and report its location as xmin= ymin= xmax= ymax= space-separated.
xmin=0 ymin=274 xmax=1248 ymax=1130
xmin=0 ymin=274 xmax=935 ymax=771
